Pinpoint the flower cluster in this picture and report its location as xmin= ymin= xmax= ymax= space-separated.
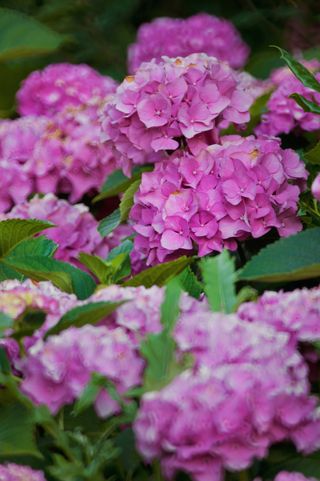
xmin=238 ymin=286 xmax=320 ymax=346
xmin=266 ymin=473 xmax=317 ymax=481
xmin=1 ymin=194 xmax=111 ymax=265
xmin=312 ymin=173 xmax=320 ymax=201
xmin=256 ymin=61 xmax=320 ymax=136
xmin=128 ymin=13 xmax=249 ymax=73
xmin=90 ymin=284 xmax=208 ymax=342
xmin=130 ymin=135 xmax=307 ymax=265
xmin=101 ymin=53 xmax=254 ymax=175
xmin=0 ymin=463 xmax=47 ymax=481
xmin=134 ymin=312 xmax=320 ymax=481
xmin=21 ymin=325 xmax=144 ymax=417
xmin=17 ymin=63 xmax=117 ymax=117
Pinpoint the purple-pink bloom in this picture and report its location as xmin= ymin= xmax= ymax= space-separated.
xmin=101 ymin=54 xmax=254 ymax=175
xmin=130 ymin=135 xmax=307 ymax=265
xmin=270 ymin=472 xmax=317 ymax=481
xmin=311 ymin=173 xmax=320 ymax=201
xmin=1 ymin=194 xmax=114 ymax=266
xmin=17 ymin=63 xmax=117 ymax=117
xmin=135 ymin=312 xmax=320 ymax=481
xmin=128 ymin=13 xmax=249 ymax=73
xmin=0 ymin=463 xmax=47 ymax=481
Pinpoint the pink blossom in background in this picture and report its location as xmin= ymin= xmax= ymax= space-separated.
xmin=0 ymin=160 xmax=33 ymax=213
xmin=128 ymin=13 xmax=249 ymax=73
xmin=101 ymin=53 xmax=254 ymax=175
xmin=311 ymin=173 xmax=320 ymax=201
xmin=130 ymin=135 xmax=307 ymax=265
xmin=270 ymin=472 xmax=317 ymax=481
xmin=135 ymin=312 xmax=320 ymax=481
xmin=256 ymin=60 xmax=320 ymax=136
xmin=21 ymin=325 xmax=144 ymax=417
xmin=17 ymin=63 xmax=117 ymax=117
xmin=238 ymin=286 xmax=320 ymax=346
xmin=0 ymin=463 xmax=47 ymax=481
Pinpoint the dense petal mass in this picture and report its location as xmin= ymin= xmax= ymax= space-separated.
xmin=16 ymin=63 xmax=118 ymax=117
xmin=135 ymin=312 xmax=320 ymax=481
xmin=130 ymin=135 xmax=307 ymax=265
xmin=128 ymin=13 xmax=249 ymax=72
xmin=0 ymin=194 xmax=120 ymax=265
xmin=101 ymin=54 xmax=255 ymax=175
xmin=0 ymin=463 xmax=47 ymax=481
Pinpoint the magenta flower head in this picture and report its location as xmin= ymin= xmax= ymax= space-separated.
xmin=134 ymin=312 xmax=320 ymax=481
xmin=1 ymin=194 xmax=115 ymax=265
xmin=128 ymin=13 xmax=249 ymax=73
xmin=21 ymin=325 xmax=144 ymax=417
xmin=17 ymin=62 xmax=117 ymax=117
xmin=0 ymin=463 xmax=47 ymax=481
xmin=101 ymin=53 xmax=254 ymax=175
xmin=238 ymin=286 xmax=320 ymax=346
xmin=311 ymin=173 xmax=320 ymax=201
xmin=256 ymin=60 xmax=320 ymax=136
xmin=130 ymin=135 xmax=307 ymax=265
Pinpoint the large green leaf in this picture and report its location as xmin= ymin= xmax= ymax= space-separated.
xmin=200 ymin=251 xmax=236 ymax=313
xmin=177 ymin=267 xmax=203 ymax=299
xmin=239 ymin=228 xmax=320 ymax=282
xmin=272 ymin=46 xmax=320 ymax=93
xmin=0 ymin=7 xmax=65 ymax=61
xmin=94 ymin=166 xmax=151 ymax=202
xmin=119 ymin=179 xmax=141 ymax=221
xmin=304 ymin=141 xmax=320 ymax=165
xmin=0 ymin=219 xmax=53 ymax=257
xmin=7 ymin=236 xmax=58 ymax=258
xmin=3 ymin=256 xmax=96 ymax=299
xmin=79 ymin=253 xmax=114 ymax=284
xmin=160 ymin=278 xmax=182 ymax=333
xmin=98 ymin=208 xmax=121 ymax=237
xmin=45 ymin=301 xmax=126 ymax=337
xmin=0 ymin=399 xmax=40 ymax=457
xmin=123 ymin=256 xmax=192 ymax=288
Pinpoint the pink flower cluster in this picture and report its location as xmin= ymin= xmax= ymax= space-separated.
xmin=17 ymin=63 xmax=117 ymax=117
xmin=130 ymin=135 xmax=307 ymax=265
xmin=21 ymin=325 xmax=144 ymax=417
xmin=1 ymin=194 xmax=112 ymax=265
xmin=0 ymin=463 xmax=47 ymax=481
xmin=238 ymin=286 xmax=320 ymax=346
xmin=266 ymin=472 xmax=317 ymax=481
xmin=256 ymin=61 xmax=320 ymax=136
xmin=128 ymin=13 xmax=249 ymax=73
xmin=134 ymin=312 xmax=320 ymax=481
xmin=311 ymin=173 xmax=320 ymax=201
xmin=101 ymin=53 xmax=253 ymax=175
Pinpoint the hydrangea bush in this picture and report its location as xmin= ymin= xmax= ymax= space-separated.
xmin=0 ymin=9 xmax=320 ymax=481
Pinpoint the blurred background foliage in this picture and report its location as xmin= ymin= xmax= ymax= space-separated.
xmin=0 ymin=0 xmax=319 ymax=116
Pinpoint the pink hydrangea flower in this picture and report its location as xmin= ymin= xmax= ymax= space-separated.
xmin=269 ymin=472 xmax=317 ymax=481
xmin=238 ymin=286 xmax=320 ymax=346
xmin=128 ymin=13 xmax=249 ymax=73
xmin=21 ymin=325 xmax=144 ymax=417
xmin=130 ymin=135 xmax=307 ymax=265
xmin=311 ymin=173 xmax=320 ymax=201
xmin=0 ymin=160 xmax=33 ymax=213
xmin=17 ymin=63 xmax=117 ymax=117
xmin=1 ymin=194 xmax=113 ymax=265
xmin=256 ymin=61 xmax=320 ymax=136
xmin=0 ymin=463 xmax=47 ymax=481
xmin=134 ymin=312 xmax=320 ymax=481
xmin=101 ymin=54 xmax=254 ymax=175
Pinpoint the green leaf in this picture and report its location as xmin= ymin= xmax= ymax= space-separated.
xmin=0 ymin=7 xmax=65 ymax=61
xmin=123 ymin=256 xmax=192 ymax=288
xmin=304 ymin=141 xmax=320 ymax=165
xmin=239 ymin=227 xmax=320 ymax=282
xmin=107 ymin=239 xmax=133 ymax=260
xmin=234 ymin=286 xmax=259 ymax=310
xmin=79 ymin=253 xmax=114 ymax=284
xmin=290 ymin=93 xmax=320 ymax=114
xmin=160 ymin=278 xmax=182 ymax=333
xmin=7 ymin=235 xmax=58 ymax=258
xmin=200 ymin=251 xmax=237 ymax=313
xmin=140 ymin=332 xmax=191 ymax=392
xmin=0 ymin=347 xmax=11 ymax=374
xmin=11 ymin=309 xmax=46 ymax=339
xmin=98 ymin=208 xmax=121 ymax=237
xmin=45 ymin=301 xmax=126 ymax=337
xmin=177 ymin=267 xmax=203 ymax=299
xmin=94 ymin=166 xmax=151 ymax=202
xmin=119 ymin=179 xmax=141 ymax=221
xmin=272 ymin=46 xmax=320 ymax=93
xmin=0 ymin=399 xmax=40 ymax=457
xmin=73 ymin=372 xmax=105 ymax=415
xmin=0 ymin=219 xmax=53 ymax=258
xmin=107 ymin=239 xmax=133 ymax=282
xmin=0 ymin=312 xmax=13 ymax=335
xmin=3 ymin=256 xmax=96 ymax=299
